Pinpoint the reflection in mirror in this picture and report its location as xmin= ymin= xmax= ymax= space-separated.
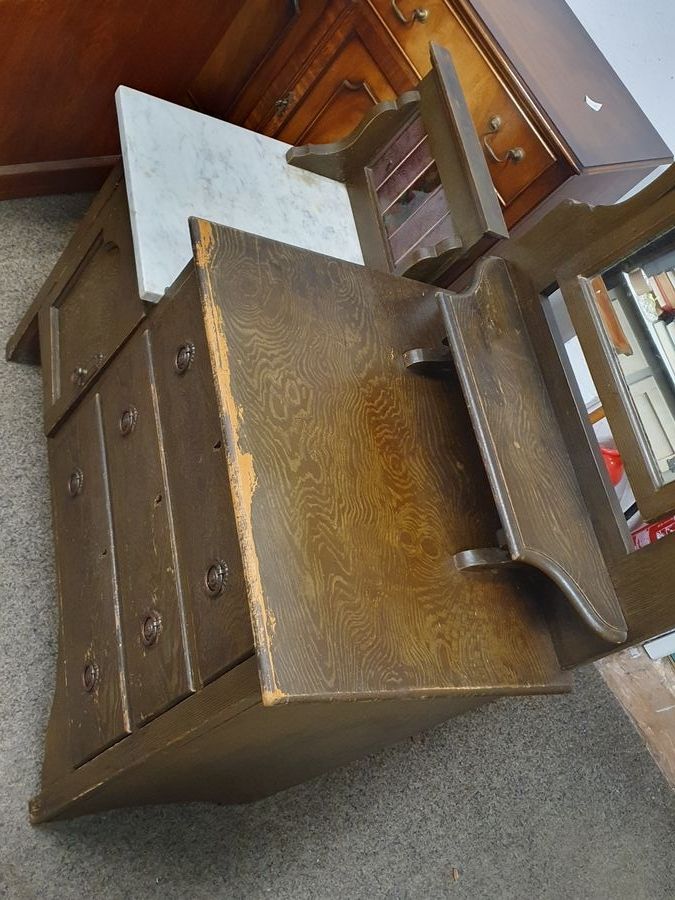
xmin=547 ymin=282 xmax=675 ymax=551
xmin=595 ymin=228 xmax=675 ymax=487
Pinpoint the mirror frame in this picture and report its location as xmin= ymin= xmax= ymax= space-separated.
xmin=559 ymin=270 xmax=675 ymax=522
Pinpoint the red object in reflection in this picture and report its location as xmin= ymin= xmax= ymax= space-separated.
xmin=632 ymin=515 xmax=675 ymax=549
xmin=600 ymin=446 xmax=624 ymax=486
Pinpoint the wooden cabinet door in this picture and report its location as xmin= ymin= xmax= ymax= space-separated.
xmin=196 ymin=1 xmax=344 ymax=126
xmin=249 ymin=7 xmax=415 ymax=145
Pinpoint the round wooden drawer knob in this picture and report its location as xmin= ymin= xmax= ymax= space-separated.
xmin=141 ymin=611 xmax=162 ymax=647
xmin=205 ymin=561 xmax=229 ymax=596
xmin=82 ymin=661 xmax=99 ymax=693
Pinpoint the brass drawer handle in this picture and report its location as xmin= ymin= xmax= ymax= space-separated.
xmin=274 ymin=92 xmax=294 ymax=118
xmin=390 ymin=0 xmax=429 ymax=24
xmin=342 ymin=80 xmax=378 ymax=106
xmin=70 ymin=352 xmax=104 ymax=390
xmin=482 ymin=115 xmax=526 ymax=164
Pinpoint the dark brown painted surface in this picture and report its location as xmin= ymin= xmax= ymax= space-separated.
xmin=438 ymin=258 xmax=627 ymax=643
xmin=192 ymin=218 xmax=568 ymax=704
xmin=469 ymin=0 xmax=672 ymax=168
xmin=49 ymin=392 xmax=130 ymax=766
xmin=14 ymin=165 xmax=675 ymax=825
xmin=97 ymin=330 xmax=193 ymax=726
xmin=147 ymin=276 xmax=254 ymax=686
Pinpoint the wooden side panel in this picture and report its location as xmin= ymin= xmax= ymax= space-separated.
xmin=49 ymin=392 xmax=130 ymax=765
xmin=187 ymin=0 xmax=300 ymax=118
xmin=0 ymin=0 xmax=246 ymax=193
xmin=98 ymin=332 xmax=193 ymax=725
xmin=8 ymin=174 xmax=145 ymax=435
xmin=33 ymin=661 xmax=486 ymax=822
xmin=148 ymin=277 xmax=254 ymax=685
xmin=467 ymin=0 xmax=672 ymax=169
xmin=489 ymin=165 xmax=675 ymax=666
xmin=191 ymin=219 xmax=569 ymax=704
xmin=439 ymin=257 xmax=627 ymax=644
xmin=257 ymin=6 xmax=414 ymax=145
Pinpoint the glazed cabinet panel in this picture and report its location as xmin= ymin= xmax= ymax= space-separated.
xmin=49 ymin=392 xmax=130 ymax=767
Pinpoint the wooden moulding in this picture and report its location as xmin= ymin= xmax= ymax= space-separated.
xmin=492 ymin=164 xmax=675 ymax=666
xmin=287 ymin=42 xmax=507 ymax=284
xmin=0 ymin=156 xmax=118 ymax=201
xmin=438 ymin=257 xmax=627 ymax=644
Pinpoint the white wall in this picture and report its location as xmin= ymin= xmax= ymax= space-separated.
xmin=565 ymin=0 xmax=675 ymax=195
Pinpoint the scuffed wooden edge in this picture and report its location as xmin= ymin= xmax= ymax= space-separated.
xmin=190 ymin=218 xmax=286 ymax=706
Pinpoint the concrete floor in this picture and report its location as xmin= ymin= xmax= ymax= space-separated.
xmin=0 ymin=193 xmax=673 ymax=900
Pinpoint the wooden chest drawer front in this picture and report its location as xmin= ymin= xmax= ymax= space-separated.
xmin=148 ymin=285 xmax=253 ymax=685
xmin=272 ymin=25 xmax=400 ymax=145
xmin=49 ymin=392 xmax=130 ymax=766
xmin=367 ymin=0 xmax=557 ymax=207
xmin=98 ymin=332 xmax=193 ymax=726
xmin=253 ymin=8 xmax=413 ymax=146
xmin=38 ymin=183 xmax=145 ymax=435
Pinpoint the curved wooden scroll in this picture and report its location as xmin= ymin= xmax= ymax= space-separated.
xmin=286 ymin=91 xmax=421 ymax=183
xmin=438 ymin=256 xmax=628 ymax=644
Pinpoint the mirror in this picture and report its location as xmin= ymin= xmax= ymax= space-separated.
xmin=595 ymin=229 xmax=675 ymax=487
xmin=546 ymin=227 xmax=675 ymax=542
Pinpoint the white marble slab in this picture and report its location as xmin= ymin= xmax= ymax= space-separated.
xmin=115 ymin=86 xmax=363 ymax=302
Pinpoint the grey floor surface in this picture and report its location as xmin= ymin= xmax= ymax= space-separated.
xmin=0 ymin=193 xmax=673 ymax=900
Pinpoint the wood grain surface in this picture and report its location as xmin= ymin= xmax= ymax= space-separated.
xmin=439 ymin=257 xmax=627 ymax=644
xmin=147 ymin=275 xmax=254 ymax=685
xmin=30 ymin=656 xmax=482 ymax=822
xmin=49 ymin=392 xmax=130 ymax=766
xmin=191 ymin=219 xmax=569 ymax=704
xmin=97 ymin=330 xmax=193 ymax=726
xmin=490 ymin=164 xmax=675 ymax=665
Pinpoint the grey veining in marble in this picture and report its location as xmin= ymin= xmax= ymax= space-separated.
xmin=116 ymin=86 xmax=364 ymax=302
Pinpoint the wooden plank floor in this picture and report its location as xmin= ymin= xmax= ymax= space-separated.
xmin=596 ymin=647 xmax=675 ymax=790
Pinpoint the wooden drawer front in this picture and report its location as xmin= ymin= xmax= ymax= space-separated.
xmin=223 ymin=0 xmax=341 ymax=127
xmin=367 ymin=0 xmax=557 ymax=207
xmin=98 ymin=332 xmax=193 ymax=726
xmin=37 ymin=182 xmax=144 ymax=435
xmin=49 ymin=392 xmax=130 ymax=766
xmin=189 ymin=0 xmax=302 ymax=120
xmin=148 ymin=284 xmax=253 ymax=685
xmin=252 ymin=10 xmax=413 ymax=145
